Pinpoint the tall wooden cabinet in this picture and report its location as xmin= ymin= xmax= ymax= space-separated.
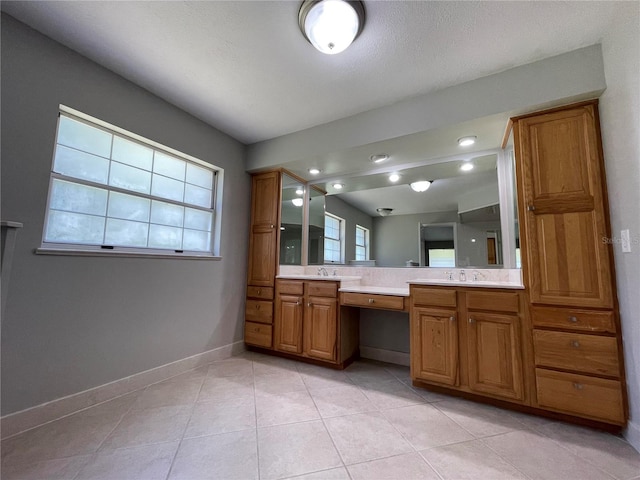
xmin=244 ymin=171 xmax=281 ymax=349
xmin=513 ymin=100 xmax=628 ymax=425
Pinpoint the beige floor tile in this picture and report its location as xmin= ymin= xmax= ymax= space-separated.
xmin=324 ymin=411 xmax=413 ymax=465
xmin=169 ymin=429 xmax=258 ymax=480
xmin=309 ymin=384 xmax=377 ymax=418
xmin=184 ymin=396 xmax=256 ymax=438
xmin=382 ymin=403 xmax=474 ymax=450
xmin=207 ymin=357 xmax=254 ymax=377
xmin=409 ymin=385 xmax=452 ymax=403
xmin=299 ymin=369 xmax=354 ymax=391
xmin=483 ymin=429 xmax=615 ymax=480
xmin=258 ymin=421 xmax=342 ymax=480
xmin=254 ymin=371 xmax=307 ymax=394
xmin=256 ymin=390 xmax=320 ymax=427
xmin=359 ymin=378 xmax=426 ymax=410
xmin=434 ymin=398 xmax=528 ymax=437
xmin=197 ymin=374 xmax=254 ymax=403
xmin=131 ymin=376 xmax=204 ymax=410
xmin=253 ymin=356 xmax=300 ymax=376
xmin=0 ymin=454 xmax=91 ymax=480
xmin=283 ymin=467 xmax=350 ymax=480
xmin=383 ymin=364 xmax=412 ymax=384
xmin=420 ymin=439 xmax=528 ymax=479
xmin=537 ymin=422 xmax=640 ymax=480
xmin=99 ymin=405 xmax=192 ymax=450
xmin=343 ymin=361 xmax=397 ymax=386
xmin=348 ymin=452 xmax=440 ymax=480
xmin=75 ymin=441 xmax=178 ymax=480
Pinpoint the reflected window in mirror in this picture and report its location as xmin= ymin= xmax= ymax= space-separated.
xmin=324 ymin=213 xmax=344 ymax=263
xmin=355 ymin=225 xmax=369 ymax=261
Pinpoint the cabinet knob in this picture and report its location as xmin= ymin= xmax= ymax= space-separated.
xmin=296 ymin=300 xmax=301 ymax=305
xmin=468 ymin=317 xmax=475 ymax=323
xmin=270 ymin=224 xmax=274 ymax=228
xmin=307 ymin=302 xmax=312 ymax=307
xmin=527 ymin=205 xmax=536 ymax=211
xmin=254 ymin=327 xmax=260 ymax=332
xmin=368 ymin=298 xmax=374 ymax=304
xmin=568 ymin=316 xmax=578 ymax=323
xmin=572 ymin=382 xmax=584 ymax=390
xmin=571 ymin=340 xmax=580 ymax=348
xmin=256 ymin=304 xmax=260 ymax=310
xmin=449 ymin=316 xmax=456 ymax=322
xmin=257 ymin=289 xmax=261 ymax=295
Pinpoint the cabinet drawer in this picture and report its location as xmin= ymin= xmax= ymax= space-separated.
xmin=535 ymin=368 xmax=625 ymax=424
xmin=247 ymin=286 xmax=274 ymax=300
xmin=412 ymin=287 xmax=457 ymax=307
xmin=245 ymin=322 xmax=272 ymax=348
xmin=466 ymin=291 xmax=520 ymax=313
xmin=341 ymin=292 xmax=405 ymax=311
xmin=245 ymin=300 xmax=273 ymax=324
xmin=307 ymin=281 xmax=338 ymax=298
xmin=277 ymin=280 xmax=304 ymax=295
xmin=533 ymin=330 xmax=619 ymax=377
xmin=531 ymin=306 xmax=616 ymax=333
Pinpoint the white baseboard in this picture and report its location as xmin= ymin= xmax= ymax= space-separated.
xmin=624 ymin=419 xmax=640 ymax=453
xmin=1 ymin=341 xmax=245 ymax=440
xmin=360 ymin=345 xmax=410 ymax=366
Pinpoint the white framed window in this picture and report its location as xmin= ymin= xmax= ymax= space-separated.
xmin=323 ymin=213 xmax=344 ymax=263
xmin=39 ymin=106 xmax=223 ymax=258
xmin=355 ymin=225 xmax=369 ymax=261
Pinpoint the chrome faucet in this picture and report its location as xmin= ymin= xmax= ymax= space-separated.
xmin=317 ymin=267 xmax=328 ymax=277
xmin=472 ymin=270 xmax=485 ymax=282
xmin=445 ymin=271 xmax=454 ymax=281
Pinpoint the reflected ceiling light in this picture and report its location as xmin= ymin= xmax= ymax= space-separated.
xmin=370 ymin=154 xmax=389 ymax=164
xmin=460 ymin=162 xmax=474 ymax=172
xmin=332 ymin=183 xmax=344 ymax=189
xmin=308 ymin=168 xmax=321 ymax=175
xmin=281 ymin=226 xmax=286 ymax=230
xmin=410 ymin=180 xmax=432 ymax=192
xmin=299 ymin=0 xmax=365 ymax=55
xmin=296 ymin=187 xmax=305 ymax=195
xmin=388 ymin=173 xmax=400 ymax=182
xmin=292 ymin=198 xmax=304 ymax=207
xmin=376 ymin=208 xmax=393 ymax=217
xmin=457 ymin=136 xmax=477 ymax=147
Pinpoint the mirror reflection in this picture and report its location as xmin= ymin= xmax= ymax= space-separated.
xmin=279 ymin=174 xmax=304 ymax=265
xmin=307 ymin=187 xmax=325 ymax=265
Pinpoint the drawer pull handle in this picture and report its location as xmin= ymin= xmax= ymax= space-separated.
xmin=573 ymin=382 xmax=584 ymax=390
xmin=450 ymin=316 xmax=456 ymax=322
xmin=527 ymin=205 xmax=536 ymax=211
xmin=568 ymin=316 xmax=578 ymax=323
xmin=257 ymin=289 xmax=261 ymax=295
xmin=468 ymin=317 xmax=475 ymax=324
xmin=307 ymin=303 xmax=313 ymax=307
xmin=368 ymin=298 xmax=374 ymax=304
xmin=571 ymin=340 xmax=580 ymax=348
xmin=256 ymin=305 xmax=260 ymax=310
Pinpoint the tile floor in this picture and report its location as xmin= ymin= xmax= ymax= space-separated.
xmin=2 ymin=351 xmax=639 ymax=480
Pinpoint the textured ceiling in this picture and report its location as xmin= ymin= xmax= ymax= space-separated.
xmin=1 ymin=1 xmax=620 ymax=144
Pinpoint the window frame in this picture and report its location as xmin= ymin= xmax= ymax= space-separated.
xmin=323 ymin=212 xmax=345 ymax=264
xmin=37 ymin=105 xmax=224 ymax=259
xmin=355 ymin=224 xmax=369 ymax=261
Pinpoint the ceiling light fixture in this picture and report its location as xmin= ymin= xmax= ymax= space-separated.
xmin=410 ymin=180 xmax=432 ymax=192
xmin=308 ymin=168 xmax=321 ymax=175
xmin=370 ymin=154 xmax=389 ymax=164
xmin=376 ymin=208 xmax=393 ymax=217
xmin=388 ymin=173 xmax=400 ymax=182
xmin=299 ymin=0 xmax=365 ymax=55
xmin=457 ymin=136 xmax=477 ymax=147
xmin=460 ymin=162 xmax=474 ymax=172
xmin=292 ymin=198 xmax=304 ymax=207
xmin=332 ymin=183 xmax=344 ymax=189
xmin=295 ymin=187 xmax=305 ymax=195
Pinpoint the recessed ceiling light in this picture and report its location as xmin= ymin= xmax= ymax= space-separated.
xmin=332 ymin=183 xmax=344 ymax=189
xmin=410 ymin=180 xmax=432 ymax=192
xmin=308 ymin=168 xmax=321 ymax=175
xmin=457 ymin=136 xmax=477 ymax=147
xmin=388 ymin=173 xmax=400 ymax=182
xmin=281 ymin=226 xmax=286 ymax=230
xmin=370 ymin=154 xmax=389 ymax=164
xmin=295 ymin=187 xmax=305 ymax=195
xmin=460 ymin=162 xmax=474 ymax=172
xmin=291 ymin=198 xmax=304 ymax=207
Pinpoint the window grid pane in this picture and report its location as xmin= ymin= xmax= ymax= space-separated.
xmin=44 ymin=112 xmax=217 ymax=253
xmin=324 ymin=214 xmax=343 ymax=263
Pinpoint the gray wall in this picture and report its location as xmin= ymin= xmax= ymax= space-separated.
xmin=599 ymin=3 xmax=640 ymax=448
xmin=325 ymin=195 xmax=373 ymax=263
xmin=0 ymin=15 xmax=250 ymax=415
xmin=372 ymin=211 xmax=458 ymax=267
xmin=359 ymin=310 xmax=409 ymax=354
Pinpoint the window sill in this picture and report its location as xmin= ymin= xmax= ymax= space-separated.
xmin=35 ymin=247 xmax=221 ymax=260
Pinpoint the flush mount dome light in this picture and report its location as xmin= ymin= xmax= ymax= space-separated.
xmin=388 ymin=173 xmax=400 ymax=182
xmin=299 ymin=0 xmax=365 ymax=55
xmin=332 ymin=183 xmax=344 ymax=189
xmin=308 ymin=168 xmax=321 ymax=175
xmin=292 ymin=198 xmax=304 ymax=207
xmin=410 ymin=180 xmax=432 ymax=192
xmin=370 ymin=154 xmax=389 ymax=164
xmin=376 ymin=208 xmax=393 ymax=217
xmin=295 ymin=187 xmax=305 ymax=195
xmin=457 ymin=136 xmax=477 ymax=147
xmin=460 ymin=162 xmax=474 ymax=172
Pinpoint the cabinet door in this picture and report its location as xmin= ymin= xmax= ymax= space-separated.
xmin=411 ymin=307 xmax=458 ymax=386
xmin=251 ymin=171 xmax=280 ymax=227
xmin=304 ymin=296 xmax=337 ymax=361
xmin=514 ymin=103 xmax=613 ymax=308
xmin=247 ymin=226 xmax=277 ymax=286
xmin=467 ymin=312 xmax=524 ymax=400
xmin=274 ymin=294 xmax=303 ymax=354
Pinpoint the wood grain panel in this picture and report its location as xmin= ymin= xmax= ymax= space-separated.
xmin=341 ymin=292 xmax=405 ymax=311
xmin=274 ymin=294 xmax=303 ymax=354
xmin=245 ymin=300 xmax=273 ymax=324
xmin=412 ymin=287 xmax=457 ymax=308
xmin=411 ymin=307 xmax=458 ymax=386
xmin=307 ymin=281 xmax=338 ymax=298
xmin=246 ymin=286 xmax=274 ymax=300
xmin=277 ymin=280 xmax=304 ymax=295
xmin=304 ymin=296 xmax=337 ymax=361
xmin=251 ymin=171 xmax=280 ymax=227
xmin=247 ymin=227 xmax=277 ymax=287
xmin=245 ymin=322 xmax=273 ymax=348
xmin=466 ymin=291 xmax=520 ymax=313
xmin=531 ymin=306 xmax=616 ymax=333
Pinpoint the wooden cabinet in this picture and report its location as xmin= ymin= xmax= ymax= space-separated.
xmin=512 ymin=101 xmax=628 ymax=426
xmin=274 ymin=293 xmax=303 ymax=354
xmin=411 ymin=285 xmax=526 ymax=403
xmin=340 ymin=292 xmax=406 ymax=311
xmin=304 ymin=295 xmax=337 ymax=361
xmin=245 ymin=171 xmax=281 ymax=349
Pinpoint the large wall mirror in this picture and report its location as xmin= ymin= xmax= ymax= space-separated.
xmin=279 ymin=173 xmax=304 ymax=265
xmin=304 ymin=150 xmax=520 ymax=269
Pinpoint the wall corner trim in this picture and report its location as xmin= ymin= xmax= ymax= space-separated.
xmin=0 ymin=341 xmax=245 ymax=440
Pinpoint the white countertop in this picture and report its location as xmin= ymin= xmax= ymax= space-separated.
xmin=409 ymin=279 xmax=524 ymax=289
xmin=276 ymin=275 xmax=362 ymax=282
xmin=339 ymin=285 xmax=410 ymax=296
